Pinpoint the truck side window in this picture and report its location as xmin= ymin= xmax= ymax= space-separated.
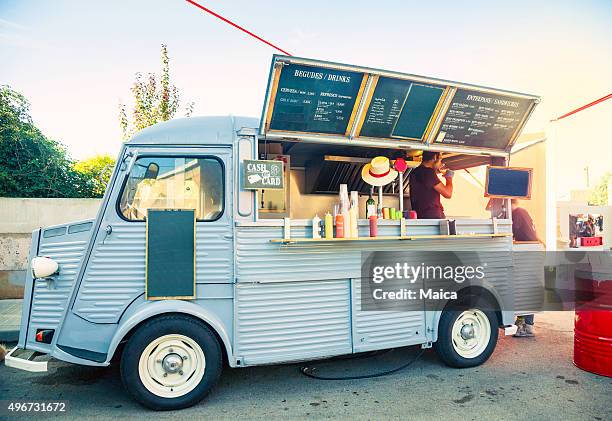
xmin=119 ymin=156 xmax=224 ymax=221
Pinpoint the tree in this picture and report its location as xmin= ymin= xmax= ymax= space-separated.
xmin=0 ymin=85 xmax=96 ymax=198
xmin=119 ymin=44 xmax=194 ymax=140
xmin=589 ymin=172 xmax=611 ymax=206
xmin=73 ymin=155 xmax=115 ymax=197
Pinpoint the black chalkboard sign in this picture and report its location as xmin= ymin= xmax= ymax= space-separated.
xmin=360 ymin=77 xmax=411 ymax=138
xmin=359 ymin=77 xmax=443 ymax=140
xmin=435 ymin=89 xmax=534 ymax=150
xmin=269 ymin=63 xmax=364 ymax=134
xmin=485 ymin=166 xmax=532 ymax=199
xmin=146 ymin=209 xmax=195 ymax=300
xmin=393 ymin=84 xmax=444 ymax=139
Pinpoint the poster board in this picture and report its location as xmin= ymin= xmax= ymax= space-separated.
xmin=261 ymin=56 xmax=539 ymax=153
xmin=146 ymin=209 xmax=196 ymax=300
xmin=485 ymin=166 xmax=533 ymax=199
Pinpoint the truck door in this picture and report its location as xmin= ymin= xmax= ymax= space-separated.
xmin=71 ymin=148 xmax=234 ymax=324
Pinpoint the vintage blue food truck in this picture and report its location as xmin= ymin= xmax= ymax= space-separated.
xmin=6 ymin=56 xmax=544 ymax=410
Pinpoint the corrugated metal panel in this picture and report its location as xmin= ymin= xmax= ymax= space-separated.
xmin=74 ymin=222 xmax=233 ymax=323
xmin=31 ymin=240 xmax=88 ymax=327
xmin=351 ymin=279 xmax=426 ymax=352
xmin=512 ymin=250 xmax=545 ymax=312
xmin=27 ymin=223 xmax=92 ymax=351
xmin=236 ymin=224 xmax=513 ymax=283
xmin=235 ymin=280 xmax=352 ymax=365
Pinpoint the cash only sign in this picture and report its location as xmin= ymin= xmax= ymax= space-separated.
xmin=242 ymin=159 xmax=284 ymax=189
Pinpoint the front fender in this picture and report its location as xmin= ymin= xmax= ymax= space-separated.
xmin=105 ymin=298 xmax=233 ymax=365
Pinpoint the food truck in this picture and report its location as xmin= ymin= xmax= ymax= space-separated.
xmin=6 ymin=56 xmax=544 ymax=410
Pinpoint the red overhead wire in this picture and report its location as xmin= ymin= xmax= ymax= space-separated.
xmin=185 ymin=0 xmax=292 ymax=56
xmin=550 ymin=93 xmax=612 ymax=122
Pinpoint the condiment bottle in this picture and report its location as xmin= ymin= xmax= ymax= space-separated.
xmin=335 ymin=214 xmax=345 ymax=238
xmin=325 ymin=213 xmax=333 ymax=239
xmin=312 ymin=215 xmax=321 ymax=239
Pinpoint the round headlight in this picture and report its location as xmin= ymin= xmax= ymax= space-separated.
xmin=31 ymin=256 xmax=59 ymax=279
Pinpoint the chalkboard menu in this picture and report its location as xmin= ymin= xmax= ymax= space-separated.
xmin=435 ymin=89 xmax=533 ymax=149
xmin=261 ymin=56 xmax=540 ymax=152
xmin=360 ymin=77 xmax=411 ymax=138
xmin=269 ymin=63 xmax=365 ymax=134
xmin=359 ymin=77 xmax=444 ymax=140
xmin=242 ymin=159 xmax=284 ymax=190
xmin=146 ymin=209 xmax=195 ymax=300
xmin=485 ymin=166 xmax=532 ymax=198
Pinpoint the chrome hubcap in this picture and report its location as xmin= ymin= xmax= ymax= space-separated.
xmin=162 ymin=353 xmax=184 ymax=374
xmin=460 ymin=323 xmax=475 ymax=340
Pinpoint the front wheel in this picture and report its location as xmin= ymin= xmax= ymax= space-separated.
xmin=434 ymin=304 xmax=499 ymax=368
xmin=120 ymin=315 xmax=222 ymax=410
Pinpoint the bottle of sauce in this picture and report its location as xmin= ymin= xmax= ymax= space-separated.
xmin=312 ymin=215 xmax=321 ymax=239
xmin=335 ymin=214 xmax=345 ymax=238
xmin=325 ymin=213 xmax=333 ymax=239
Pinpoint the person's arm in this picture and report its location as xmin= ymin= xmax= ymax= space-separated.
xmin=433 ymin=171 xmax=454 ymax=199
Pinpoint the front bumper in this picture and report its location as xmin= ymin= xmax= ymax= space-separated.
xmin=5 ymin=347 xmax=48 ymax=372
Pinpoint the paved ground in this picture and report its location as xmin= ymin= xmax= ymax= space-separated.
xmin=0 ymin=312 xmax=610 ymax=420
xmin=0 ymin=299 xmax=22 ymax=342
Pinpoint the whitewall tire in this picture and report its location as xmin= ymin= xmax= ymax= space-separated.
xmin=120 ymin=315 xmax=222 ymax=410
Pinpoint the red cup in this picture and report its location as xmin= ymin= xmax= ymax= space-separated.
xmin=409 ymin=210 xmax=417 ymax=219
xmin=369 ymin=215 xmax=378 ymax=237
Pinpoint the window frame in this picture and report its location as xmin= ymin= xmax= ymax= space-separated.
xmin=115 ymin=154 xmax=226 ymax=223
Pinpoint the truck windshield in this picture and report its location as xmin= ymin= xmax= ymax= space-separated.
xmin=118 ymin=156 xmax=224 ymax=221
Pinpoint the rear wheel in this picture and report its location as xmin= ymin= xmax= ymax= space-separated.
xmin=120 ymin=315 xmax=222 ymax=410
xmin=434 ymin=297 xmax=499 ymax=368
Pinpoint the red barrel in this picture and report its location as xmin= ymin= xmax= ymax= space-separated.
xmin=573 ymin=266 xmax=612 ymax=377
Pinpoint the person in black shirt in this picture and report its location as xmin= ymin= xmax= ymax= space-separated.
xmin=408 ymin=151 xmax=454 ymax=219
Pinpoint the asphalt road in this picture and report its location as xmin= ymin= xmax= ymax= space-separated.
xmin=1 ymin=312 xmax=610 ymax=420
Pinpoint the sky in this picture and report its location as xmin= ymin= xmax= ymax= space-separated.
xmin=1 ymin=0 xmax=611 ymax=198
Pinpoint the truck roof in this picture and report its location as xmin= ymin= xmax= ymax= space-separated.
xmin=127 ymin=116 xmax=259 ymax=145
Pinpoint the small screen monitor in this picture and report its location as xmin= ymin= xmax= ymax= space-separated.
xmin=485 ymin=166 xmax=532 ymax=199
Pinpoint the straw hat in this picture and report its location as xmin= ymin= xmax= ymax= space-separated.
xmin=361 ymin=156 xmax=398 ymax=186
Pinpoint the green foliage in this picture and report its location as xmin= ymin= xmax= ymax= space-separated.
xmin=0 ymin=85 xmax=100 ymax=198
xmin=119 ymin=44 xmax=194 ymax=140
xmin=73 ymin=155 xmax=115 ymax=197
xmin=589 ymin=172 xmax=611 ymax=206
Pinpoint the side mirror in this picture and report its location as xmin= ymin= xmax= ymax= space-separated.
xmin=31 ymin=256 xmax=59 ymax=279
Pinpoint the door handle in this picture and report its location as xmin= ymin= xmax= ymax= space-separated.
xmin=223 ymin=234 xmax=233 ymax=240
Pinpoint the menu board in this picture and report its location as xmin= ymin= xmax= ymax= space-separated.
xmin=261 ymin=56 xmax=540 ymax=152
xmin=435 ymin=89 xmax=533 ymax=149
xmin=268 ymin=63 xmax=364 ymax=134
xmin=359 ymin=77 xmax=444 ymax=140
xmin=360 ymin=77 xmax=410 ymax=138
